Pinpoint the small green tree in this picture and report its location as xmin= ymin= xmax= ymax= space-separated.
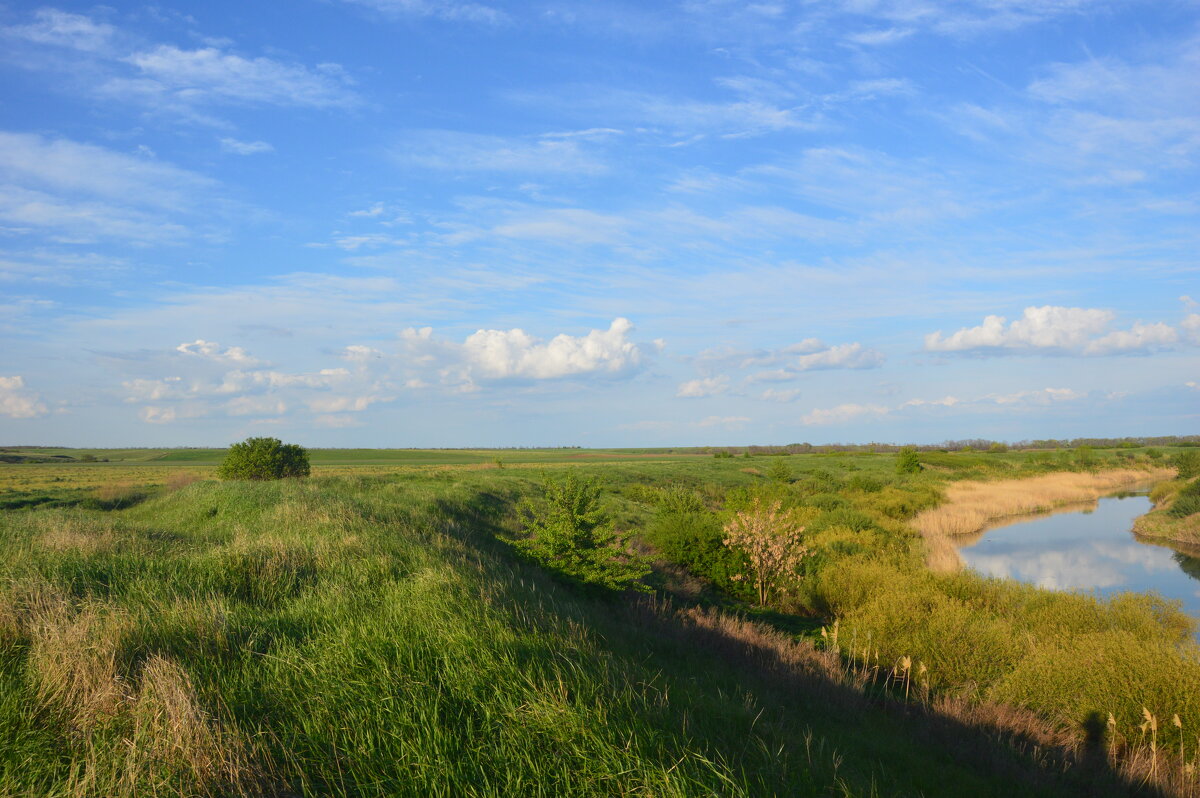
xmin=896 ymin=446 xmax=921 ymax=475
xmin=217 ymin=437 xmax=310 ymax=480
xmin=766 ymin=457 xmax=793 ymax=483
xmin=515 ymin=472 xmax=650 ymax=591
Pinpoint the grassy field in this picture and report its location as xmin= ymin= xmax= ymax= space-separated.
xmin=1 ymin=446 xmax=1198 ymax=796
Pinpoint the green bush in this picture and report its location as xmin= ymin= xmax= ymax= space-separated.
xmin=896 ymin=446 xmax=921 ymax=475
xmin=1174 ymin=450 xmax=1200 ymax=479
xmin=515 ymin=472 xmax=650 ymax=592
xmin=217 ymin=437 xmax=310 ymax=481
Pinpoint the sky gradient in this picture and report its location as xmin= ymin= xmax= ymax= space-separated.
xmin=1 ymin=0 xmax=1197 ymax=447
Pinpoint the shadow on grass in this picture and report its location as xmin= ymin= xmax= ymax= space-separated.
xmin=430 ymin=489 xmax=1168 ymax=798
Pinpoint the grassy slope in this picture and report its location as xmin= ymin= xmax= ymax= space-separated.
xmin=0 ymin=470 xmax=1162 ymax=797
xmin=1134 ymin=480 xmax=1200 ymax=547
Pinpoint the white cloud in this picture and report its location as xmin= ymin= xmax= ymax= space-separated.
xmin=219 ymin=138 xmax=274 ymax=155
xmin=5 ymin=9 xmax=115 ymax=53
xmin=342 ymin=344 xmax=384 ymax=362
xmin=0 ymin=132 xmax=213 ymax=209
xmin=0 ymin=375 xmax=48 ymax=418
xmin=677 ymin=375 xmax=730 ymax=398
xmin=176 ymin=339 xmax=261 ymax=365
xmin=801 ymin=403 xmax=889 ymax=426
xmin=925 ymin=306 xmax=1113 ymax=352
xmin=137 ymin=404 xmax=206 ymax=424
xmin=1083 ymin=322 xmax=1178 ymax=355
xmin=460 ymin=317 xmax=642 ymax=380
xmin=987 ymin=387 xmax=1082 ymax=405
xmin=118 ymin=45 xmax=356 ymax=109
xmin=307 ymin=394 xmax=384 ymax=413
xmin=901 ymin=395 xmax=960 ymax=408
xmin=925 ymin=306 xmax=1200 ymax=356
xmin=122 ymin=377 xmax=185 ymax=402
xmin=0 ymin=132 xmax=219 ymax=245
xmin=793 ymin=342 xmax=884 ymax=371
xmin=4 ymin=10 xmax=358 ymax=118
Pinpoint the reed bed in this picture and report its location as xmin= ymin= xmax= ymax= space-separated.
xmin=912 ymin=468 xmax=1173 ymax=570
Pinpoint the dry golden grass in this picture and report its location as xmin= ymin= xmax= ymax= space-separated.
xmin=122 ymin=655 xmax=259 ymax=795
xmin=33 ymin=515 xmax=117 ymax=554
xmin=913 ymin=468 xmax=1173 ymax=571
xmin=27 ymin=596 xmax=131 ymax=730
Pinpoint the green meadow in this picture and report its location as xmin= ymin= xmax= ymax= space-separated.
xmin=1 ymin=446 xmax=1198 ymax=796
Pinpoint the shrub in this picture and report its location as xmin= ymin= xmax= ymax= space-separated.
xmin=723 ymin=498 xmax=813 ymax=605
xmin=1173 ymin=450 xmax=1200 ymax=479
xmin=896 ymin=446 xmax=921 ymax=475
xmin=766 ymin=458 xmax=793 ymax=483
xmin=515 ymin=472 xmax=650 ymax=592
xmin=217 ymin=437 xmax=310 ymax=481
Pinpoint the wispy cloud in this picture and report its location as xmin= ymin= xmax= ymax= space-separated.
xmin=392 ymin=131 xmax=606 ymax=174
xmin=341 ymin=0 xmax=508 ymax=24
xmin=219 ymin=138 xmax=273 ymax=155
xmin=2 ymin=9 xmax=359 ymax=120
xmin=0 ymin=131 xmax=216 ymax=244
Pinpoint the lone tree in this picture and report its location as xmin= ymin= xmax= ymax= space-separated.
xmin=217 ymin=437 xmax=310 ymax=480
xmin=722 ymin=498 xmax=811 ymax=606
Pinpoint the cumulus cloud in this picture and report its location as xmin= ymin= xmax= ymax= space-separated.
xmin=677 ymin=375 xmax=730 ymax=398
xmin=413 ymin=317 xmax=643 ymax=381
xmin=926 ymin=306 xmax=1199 ymax=355
xmin=801 ymin=403 xmax=890 ymax=426
xmin=1083 ymin=322 xmax=1177 ymax=355
xmin=0 ymin=375 xmax=48 ymax=418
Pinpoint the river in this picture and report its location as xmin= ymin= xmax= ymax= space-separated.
xmin=955 ymin=492 xmax=1200 ymax=624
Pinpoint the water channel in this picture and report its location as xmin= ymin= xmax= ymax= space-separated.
xmin=955 ymin=492 xmax=1200 ymax=624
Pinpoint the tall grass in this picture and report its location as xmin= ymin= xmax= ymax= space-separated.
xmin=1 ymin=458 xmax=1195 ymax=796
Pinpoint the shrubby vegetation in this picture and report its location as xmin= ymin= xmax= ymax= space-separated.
xmin=513 ymin=472 xmax=650 ymax=591
xmin=217 ymin=437 xmax=310 ymax=481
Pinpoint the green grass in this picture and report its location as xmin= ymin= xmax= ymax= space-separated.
xmin=0 ymin=450 xmax=1195 ymax=795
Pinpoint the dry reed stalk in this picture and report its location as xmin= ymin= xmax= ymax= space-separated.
xmin=913 ymin=468 xmax=1173 ymax=571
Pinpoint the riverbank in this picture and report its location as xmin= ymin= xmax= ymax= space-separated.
xmin=1133 ymin=479 xmax=1200 ymax=547
xmin=913 ymin=468 xmax=1174 ymax=571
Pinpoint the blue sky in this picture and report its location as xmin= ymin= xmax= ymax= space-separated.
xmin=0 ymin=0 xmax=1197 ymax=447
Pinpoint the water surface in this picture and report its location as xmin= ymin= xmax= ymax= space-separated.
xmin=956 ymin=494 xmax=1200 ymax=623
